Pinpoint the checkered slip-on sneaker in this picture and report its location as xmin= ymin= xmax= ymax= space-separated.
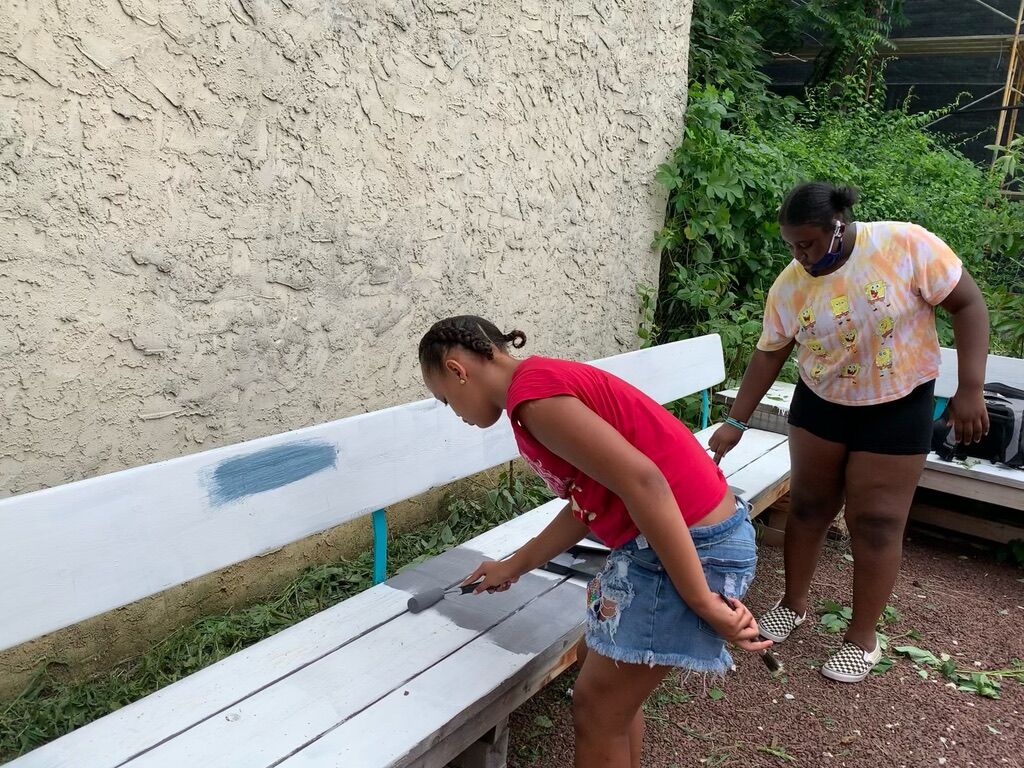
xmin=756 ymin=600 xmax=806 ymax=643
xmin=821 ymin=640 xmax=883 ymax=683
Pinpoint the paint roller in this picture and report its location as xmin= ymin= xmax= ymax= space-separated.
xmin=407 ymin=581 xmax=484 ymax=613
xmin=408 ymin=549 xmax=526 ymax=614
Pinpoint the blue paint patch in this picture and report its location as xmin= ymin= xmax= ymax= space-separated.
xmin=207 ymin=441 xmax=337 ymax=506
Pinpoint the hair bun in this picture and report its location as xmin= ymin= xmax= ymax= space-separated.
xmin=831 ymin=186 xmax=859 ymax=211
xmin=505 ymin=330 xmax=527 ymax=349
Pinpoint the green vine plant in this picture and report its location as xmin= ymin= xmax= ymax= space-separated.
xmin=646 ymin=0 xmax=1024 ymax=383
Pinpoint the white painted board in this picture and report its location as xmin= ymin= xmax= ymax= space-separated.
xmin=924 ymin=454 xmax=1024 ymax=491
xmin=935 ymin=347 xmax=1024 ymax=399
xmin=117 ymin=572 xmax=568 ymax=768
xmin=6 ymin=503 xmax=563 ymax=768
xmin=275 ymin=582 xmax=585 ymax=768
xmin=0 ymin=336 xmax=724 ymax=650
xmin=715 ymin=381 xmax=795 ymax=416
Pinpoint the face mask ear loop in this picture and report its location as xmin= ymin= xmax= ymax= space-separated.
xmin=809 ymin=221 xmax=846 ymax=276
xmin=828 ymin=220 xmax=845 ymax=254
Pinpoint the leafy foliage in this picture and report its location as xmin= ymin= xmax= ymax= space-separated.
xmin=651 ymin=0 xmax=1024 ymax=384
xmin=893 ymin=646 xmax=1024 ymax=699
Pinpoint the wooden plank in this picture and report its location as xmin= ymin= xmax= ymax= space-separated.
xmin=0 ymin=335 xmax=725 ymax=652
xmin=0 ymin=399 xmax=520 ymax=653
xmin=116 ymin=570 xmax=570 ymax=768
xmin=692 ymin=426 xmax=788 ymax=477
xmin=748 ymin=476 xmax=791 ymax=520
xmin=714 ymin=382 xmax=795 ymax=416
xmin=775 ymin=35 xmax=1016 ymax=60
xmin=919 ymin=467 xmax=1024 ymax=511
xmin=714 ymin=382 xmax=794 ymax=436
xmin=6 ymin=502 xmax=564 ymax=768
xmin=935 ymin=348 xmax=1024 ymax=398
xmin=273 ymin=581 xmax=586 ymax=768
xmin=924 ymin=454 xmax=1024 ymax=492
xmin=909 ymin=503 xmax=1023 ymax=544
xmin=722 ymin=440 xmax=791 ymax=518
xmin=693 ymin=426 xmax=792 ymax=515
xmin=591 ymin=334 xmax=725 ymax=406
xmin=448 ymin=718 xmax=510 ymax=768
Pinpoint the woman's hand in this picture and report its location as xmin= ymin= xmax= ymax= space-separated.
xmin=699 ymin=594 xmax=773 ymax=652
xmin=463 ymin=560 xmax=520 ymax=593
xmin=708 ymin=423 xmax=744 ymax=465
xmin=947 ymin=388 xmax=989 ymax=445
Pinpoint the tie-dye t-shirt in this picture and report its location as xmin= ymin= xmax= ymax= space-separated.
xmin=757 ymin=221 xmax=962 ymax=406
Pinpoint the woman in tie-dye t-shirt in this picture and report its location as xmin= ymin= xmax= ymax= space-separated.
xmin=709 ymin=182 xmax=990 ymax=684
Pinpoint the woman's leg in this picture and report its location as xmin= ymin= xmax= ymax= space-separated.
xmin=841 ymin=451 xmax=926 ymax=650
xmin=780 ymin=426 xmax=849 ymax=616
xmin=572 ymin=648 xmax=669 ymax=768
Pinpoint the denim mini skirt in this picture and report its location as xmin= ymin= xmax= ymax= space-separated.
xmin=584 ymin=497 xmax=758 ymax=674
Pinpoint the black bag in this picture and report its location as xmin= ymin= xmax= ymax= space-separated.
xmin=932 ymin=383 xmax=1024 ymax=468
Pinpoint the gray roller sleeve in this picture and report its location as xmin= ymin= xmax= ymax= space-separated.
xmin=407 ymin=587 xmax=446 ymax=614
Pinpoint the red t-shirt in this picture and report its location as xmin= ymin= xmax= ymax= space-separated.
xmin=505 ymin=356 xmax=728 ymax=548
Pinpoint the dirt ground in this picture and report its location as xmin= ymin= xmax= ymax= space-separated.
xmin=507 ymin=527 xmax=1024 ymax=768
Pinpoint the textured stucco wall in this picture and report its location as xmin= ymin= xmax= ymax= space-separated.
xmin=0 ymin=0 xmax=691 ymax=497
xmin=1 ymin=0 xmax=695 ymax=703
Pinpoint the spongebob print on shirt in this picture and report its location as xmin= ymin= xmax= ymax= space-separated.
xmin=757 ymin=221 xmax=962 ymax=406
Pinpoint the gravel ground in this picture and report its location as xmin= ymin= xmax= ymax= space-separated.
xmin=507 ymin=528 xmax=1024 ymax=768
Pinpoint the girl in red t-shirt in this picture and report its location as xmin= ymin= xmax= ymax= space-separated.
xmin=418 ymin=315 xmax=769 ymax=768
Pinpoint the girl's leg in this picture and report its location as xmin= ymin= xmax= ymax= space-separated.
xmin=841 ymin=450 xmax=926 ymax=650
xmin=572 ymin=648 xmax=669 ymax=768
xmin=781 ymin=426 xmax=848 ymax=616
xmin=628 ymin=709 xmax=645 ymax=768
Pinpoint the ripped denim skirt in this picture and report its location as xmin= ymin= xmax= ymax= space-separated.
xmin=585 ymin=497 xmax=757 ymax=674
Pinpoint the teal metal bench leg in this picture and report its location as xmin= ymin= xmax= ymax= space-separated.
xmin=932 ymin=396 xmax=948 ymax=421
xmin=372 ymin=509 xmax=388 ymax=584
xmin=700 ymin=389 xmax=710 ymax=431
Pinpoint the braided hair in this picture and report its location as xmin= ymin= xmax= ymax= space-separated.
xmin=418 ymin=315 xmax=527 ymax=372
xmin=779 ymin=182 xmax=859 ymax=228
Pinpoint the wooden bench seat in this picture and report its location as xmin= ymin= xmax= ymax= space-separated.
xmin=3 ymin=334 xmax=792 ymax=768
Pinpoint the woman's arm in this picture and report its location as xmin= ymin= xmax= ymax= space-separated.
xmin=939 ymin=269 xmax=990 ymax=444
xmin=465 ymin=504 xmax=588 ymax=591
xmin=511 ymin=396 xmax=768 ymax=650
xmin=708 ymin=342 xmax=795 ymax=463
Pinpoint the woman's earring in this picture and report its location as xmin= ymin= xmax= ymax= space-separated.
xmin=459 ymin=379 xmax=466 ymax=385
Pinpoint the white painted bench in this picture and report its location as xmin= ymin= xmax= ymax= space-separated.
xmin=1 ymin=334 xmax=791 ymax=768
xmin=716 ymin=348 xmax=1024 ymax=541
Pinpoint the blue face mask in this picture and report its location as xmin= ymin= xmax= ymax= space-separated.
xmin=809 ymin=221 xmax=846 ymax=276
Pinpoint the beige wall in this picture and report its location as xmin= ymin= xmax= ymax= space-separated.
xmin=0 ymin=0 xmax=691 ymax=498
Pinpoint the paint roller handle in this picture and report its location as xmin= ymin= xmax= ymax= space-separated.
xmin=452 ymin=581 xmax=485 ymax=595
xmin=462 ymin=559 xmax=520 ymax=593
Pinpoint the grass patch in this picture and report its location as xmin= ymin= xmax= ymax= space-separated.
xmin=0 ymin=471 xmax=551 ymax=761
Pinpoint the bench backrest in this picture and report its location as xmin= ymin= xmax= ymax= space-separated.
xmin=0 ymin=334 xmax=725 ymax=652
xmin=936 ymin=347 xmax=1024 ymax=399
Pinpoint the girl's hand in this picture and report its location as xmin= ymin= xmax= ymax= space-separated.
xmin=463 ymin=560 xmax=520 ymax=594
xmin=708 ymin=423 xmax=744 ymax=465
xmin=947 ymin=388 xmax=989 ymax=445
xmin=701 ymin=595 xmax=773 ymax=652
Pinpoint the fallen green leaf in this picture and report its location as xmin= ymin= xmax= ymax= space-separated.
xmin=871 ymin=657 xmax=895 ymax=675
